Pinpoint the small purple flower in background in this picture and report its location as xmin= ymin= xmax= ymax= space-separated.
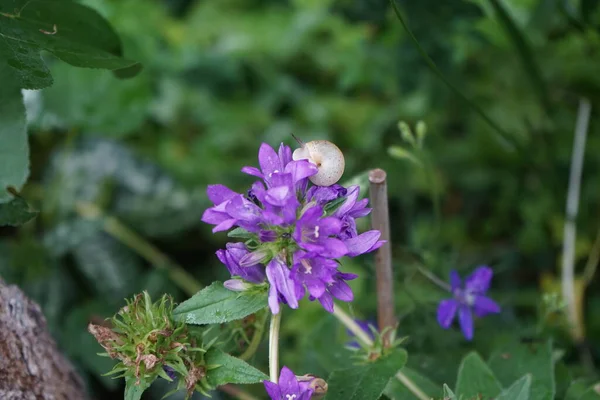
xmin=201 ymin=142 xmax=384 ymax=314
xmin=437 ymin=266 xmax=501 ymax=340
xmin=163 ymin=365 xmax=177 ymax=381
xmin=264 ymin=366 xmax=313 ymax=400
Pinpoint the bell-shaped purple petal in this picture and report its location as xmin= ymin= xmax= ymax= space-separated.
xmin=241 ymin=166 xmax=264 ymax=179
xmin=465 ymin=266 xmax=493 ymax=294
xmin=216 ymin=243 xmax=266 ymax=283
xmin=207 ymin=184 xmax=239 ymax=205
xmin=344 ymin=230 xmax=382 ymax=257
xmin=266 ymin=258 xmax=298 ymax=314
xmin=278 ymin=366 xmax=300 ymax=396
xmin=264 ymin=366 xmax=314 ymax=400
xmin=258 ymin=143 xmax=282 ymax=180
xmin=437 ymin=299 xmax=458 ymax=328
xmin=263 ymin=380 xmax=282 ymax=399
xmin=450 ymin=270 xmax=461 ymax=291
xmin=473 ymin=295 xmax=501 ymax=317
xmin=458 ymin=305 xmax=474 ymax=340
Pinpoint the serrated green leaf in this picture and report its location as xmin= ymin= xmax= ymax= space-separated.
xmin=443 ymin=384 xmax=457 ymax=399
xmin=0 ymin=195 xmax=37 ymax=226
xmin=325 ymin=349 xmax=408 ymax=400
xmin=384 ymin=367 xmax=439 ymax=400
xmin=0 ymin=65 xmax=28 ymax=204
xmin=455 ymin=352 xmax=502 ymax=399
xmin=0 ymin=0 xmax=140 ymax=90
xmin=496 ymin=374 xmax=532 ymax=400
xmin=124 ymin=376 xmax=151 ymax=400
xmin=204 ymin=348 xmax=268 ymax=387
xmin=488 ymin=340 xmax=555 ymax=400
xmin=173 ymin=281 xmax=268 ymax=325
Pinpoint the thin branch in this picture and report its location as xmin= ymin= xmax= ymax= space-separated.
xmin=395 ymin=371 xmax=430 ymax=400
xmin=583 ymin=223 xmax=600 ymax=286
xmin=239 ymin=311 xmax=268 ymax=361
xmin=75 ymin=202 xmax=202 ymax=296
xmin=369 ymin=168 xmax=396 ymax=346
xmin=561 ymin=98 xmax=591 ymax=342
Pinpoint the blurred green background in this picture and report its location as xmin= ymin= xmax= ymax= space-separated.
xmin=1 ymin=0 xmax=600 ymax=398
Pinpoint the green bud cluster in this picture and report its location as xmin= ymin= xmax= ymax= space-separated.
xmin=88 ymin=291 xmax=215 ymax=398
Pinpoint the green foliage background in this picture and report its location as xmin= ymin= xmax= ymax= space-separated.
xmin=1 ymin=0 xmax=600 ymax=398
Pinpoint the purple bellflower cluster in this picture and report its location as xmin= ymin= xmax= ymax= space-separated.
xmin=202 ymin=142 xmax=383 ymax=315
xmin=437 ymin=266 xmax=501 ymax=340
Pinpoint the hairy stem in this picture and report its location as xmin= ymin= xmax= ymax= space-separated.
xmin=268 ymin=312 xmax=282 ymax=383
xmin=369 ymin=168 xmax=396 ymax=346
xmin=561 ymin=98 xmax=591 ymax=342
xmin=240 ymin=311 xmax=268 ymax=361
xmin=331 ymin=304 xmax=430 ymax=400
xmin=75 ymin=202 xmax=202 ymax=296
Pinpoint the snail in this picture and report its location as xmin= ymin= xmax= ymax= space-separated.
xmin=291 ymin=135 xmax=345 ymax=186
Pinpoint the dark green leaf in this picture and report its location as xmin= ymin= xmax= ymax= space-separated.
xmin=455 ymin=352 xmax=502 ymax=399
xmin=325 ymin=349 xmax=408 ymax=400
xmin=124 ymin=376 xmax=151 ymax=400
xmin=565 ymin=379 xmax=593 ymax=400
xmin=487 ymin=0 xmax=551 ymax=113
xmin=488 ymin=340 xmax=555 ymax=400
xmin=302 ymin=314 xmax=353 ymax=373
xmin=0 ymin=195 xmax=37 ymax=226
xmin=0 ymin=65 xmax=28 ymax=203
xmin=496 ymin=375 xmax=532 ymax=400
xmin=173 ymin=281 xmax=268 ymax=325
xmin=384 ymin=367 xmax=439 ymax=400
xmin=205 ymin=348 xmax=268 ymax=387
xmin=0 ymin=0 xmax=140 ymax=90
xmin=579 ymin=387 xmax=600 ymax=400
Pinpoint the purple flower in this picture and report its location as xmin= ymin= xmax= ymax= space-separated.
xmin=216 ymin=243 xmax=266 ymax=284
xmin=293 ymin=206 xmax=347 ymax=258
xmin=163 ymin=365 xmax=177 ymax=381
xmin=266 ymin=257 xmax=298 ymax=314
xmin=437 ymin=266 xmax=501 ymax=340
xmin=264 ymin=366 xmax=313 ymax=400
xmin=203 ymin=142 xmax=383 ymax=314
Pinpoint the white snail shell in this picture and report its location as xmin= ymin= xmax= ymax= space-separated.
xmin=292 ymin=140 xmax=345 ymax=186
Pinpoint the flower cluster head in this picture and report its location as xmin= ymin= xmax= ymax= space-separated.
xmin=202 ymin=142 xmax=383 ymax=314
xmin=437 ymin=266 xmax=501 ymax=340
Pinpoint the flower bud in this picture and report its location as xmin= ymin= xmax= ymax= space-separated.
xmin=224 ymin=279 xmax=253 ymax=292
xmin=239 ymin=248 xmax=270 ymax=267
xmin=297 ymin=374 xmax=328 ymax=399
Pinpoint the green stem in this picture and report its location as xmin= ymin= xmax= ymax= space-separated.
xmin=417 ymin=265 xmax=451 ymax=292
xmin=268 ymin=312 xmax=282 ymax=383
xmin=75 ymin=202 xmax=202 ymax=296
xmin=219 ymin=384 xmax=261 ymax=400
xmin=240 ymin=311 xmax=268 ymax=361
xmin=331 ymin=304 xmax=430 ymax=400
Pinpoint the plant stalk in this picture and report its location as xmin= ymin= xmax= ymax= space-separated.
xmin=561 ymin=98 xmax=591 ymax=343
xmin=240 ymin=311 xmax=268 ymax=361
xmin=75 ymin=202 xmax=202 ymax=296
xmin=268 ymin=311 xmax=282 ymax=383
xmin=369 ymin=169 xmax=396 ymax=346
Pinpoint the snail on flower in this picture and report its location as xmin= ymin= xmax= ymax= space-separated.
xmin=291 ymin=135 xmax=345 ymax=187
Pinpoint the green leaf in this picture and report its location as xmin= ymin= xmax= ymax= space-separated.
xmin=455 ymin=352 xmax=502 ymax=399
xmin=325 ymin=349 xmax=408 ymax=400
xmin=124 ymin=376 xmax=151 ymax=400
xmin=0 ymin=0 xmax=141 ymax=90
xmin=443 ymin=384 xmax=457 ymax=399
xmin=565 ymin=379 xmax=594 ymax=400
xmin=487 ymin=0 xmax=551 ymax=113
xmin=173 ymin=281 xmax=268 ymax=325
xmin=0 ymin=195 xmax=37 ymax=226
xmin=388 ymin=0 xmax=518 ymax=152
xmin=205 ymin=348 xmax=268 ymax=387
xmin=488 ymin=340 xmax=555 ymax=400
xmin=579 ymin=386 xmax=600 ymax=400
xmin=384 ymin=367 xmax=439 ymax=400
xmin=228 ymin=227 xmax=253 ymax=239
xmin=388 ymin=146 xmax=422 ymax=166
xmin=0 ymin=65 xmax=28 ymax=204
xmin=496 ymin=375 xmax=532 ymax=400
